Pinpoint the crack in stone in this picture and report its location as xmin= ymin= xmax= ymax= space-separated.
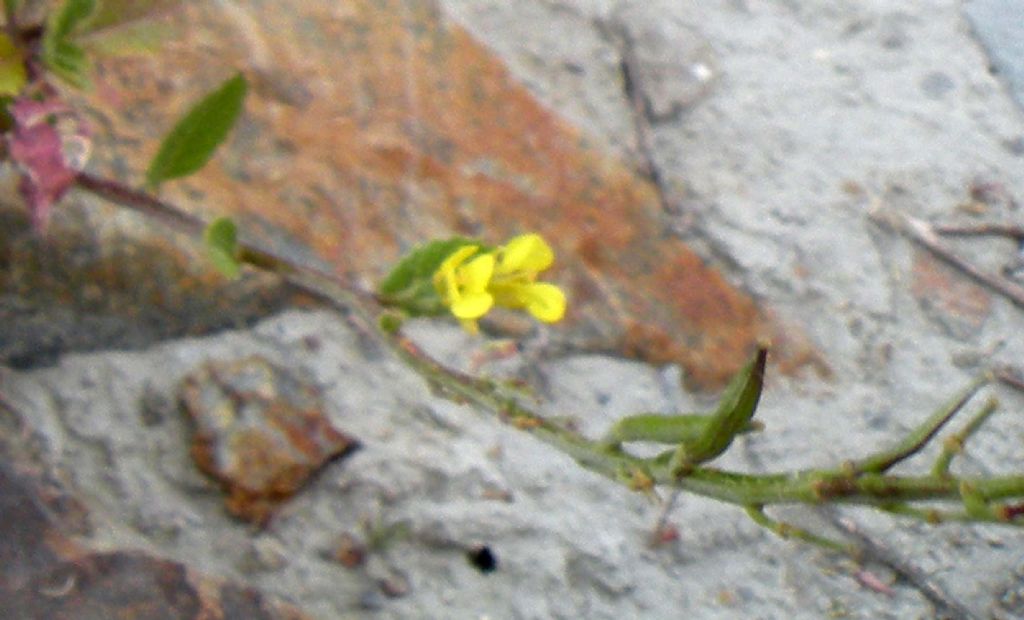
xmin=825 ymin=510 xmax=979 ymax=620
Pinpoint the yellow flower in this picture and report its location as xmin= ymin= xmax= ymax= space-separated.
xmin=489 ymin=234 xmax=566 ymax=323
xmin=432 ymin=244 xmax=495 ymax=333
xmin=431 ymin=234 xmax=567 ymax=333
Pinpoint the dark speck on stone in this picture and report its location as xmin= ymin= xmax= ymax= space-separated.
xmin=468 ymin=545 xmax=498 ymax=573
xmin=920 ymin=71 xmax=955 ymax=99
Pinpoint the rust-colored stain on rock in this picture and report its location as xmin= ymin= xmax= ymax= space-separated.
xmin=75 ymin=0 xmax=820 ymax=388
xmin=179 ymin=356 xmax=360 ymax=524
xmin=910 ymin=249 xmax=992 ymax=339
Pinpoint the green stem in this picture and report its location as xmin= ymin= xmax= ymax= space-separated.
xmin=850 ymin=373 xmax=990 ymax=474
xmin=932 ymin=397 xmax=999 ymax=477
xmin=389 ymin=329 xmax=1024 ymax=518
xmin=78 ymin=172 xmax=1024 ymax=543
xmin=745 ymin=504 xmax=855 ymax=554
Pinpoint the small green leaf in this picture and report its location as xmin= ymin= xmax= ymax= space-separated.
xmin=204 ymin=216 xmax=241 ymax=279
xmin=44 ymin=39 xmax=91 ymax=88
xmin=78 ymin=0 xmax=182 ymax=56
xmin=47 ymin=0 xmax=96 ymax=41
xmin=0 ymin=33 xmax=26 ymax=96
xmin=42 ymin=0 xmax=97 ymax=88
xmin=80 ymin=0 xmax=180 ymax=33
xmin=81 ymin=20 xmax=169 ymax=56
xmin=671 ymin=347 xmax=767 ymax=472
xmin=602 ymin=413 xmax=762 ymax=450
xmin=378 ymin=237 xmax=488 ymax=317
xmin=145 ymin=72 xmax=247 ymax=189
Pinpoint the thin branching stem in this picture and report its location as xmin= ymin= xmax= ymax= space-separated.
xmin=745 ymin=504 xmax=856 ymax=554
xmin=77 ymin=174 xmax=1024 ymax=552
xmin=932 ymin=397 xmax=999 ymax=477
xmin=850 ymin=373 xmax=990 ymax=474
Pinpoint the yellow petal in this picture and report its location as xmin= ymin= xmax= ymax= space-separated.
xmin=523 ymin=283 xmax=566 ymax=323
xmin=434 ymin=245 xmax=480 ymax=298
xmin=497 ymin=234 xmax=554 ymax=274
xmin=451 ymin=290 xmax=494 ymax=319
xmin=440 ymin=244 xmax=481 ymax=272
xmin=461 ymin=252 xmax=495 ymax=293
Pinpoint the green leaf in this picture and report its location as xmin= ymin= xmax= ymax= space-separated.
xmin=81 ymin=0 xmax=180 ymax=32
xmin=378 ymin=237 xmax=485 ymax=317
xmin=145 ymin=72 xmax=247 ymax=189
xmin=47 ymin=0 xmax=96 ymax=41
xmin=602 ymin=413 xmax=762 ymax=450
xmin=45 ymin=39 xmax=91 ymax=88
xmin=42 ymin=0 xmax=97 ymax=88
xmin=78 ymin=0 xmax=183 ymax=56
xmin=81 ymin=20 xmax=169 ymax=56
xmin=203 ymin=216 xmax=241 ymax=279
xmin=0 ymin=33 xmax=25 ymax=96
xmin=671 ymin=347 xmax=767 ymax=472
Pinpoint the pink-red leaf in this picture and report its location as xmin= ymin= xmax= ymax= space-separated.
xmin=7 ymin=94 xmax=90 ymax=232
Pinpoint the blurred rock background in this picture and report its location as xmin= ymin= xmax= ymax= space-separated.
xmin=3 ymin=1 xmax=1024 ymax=618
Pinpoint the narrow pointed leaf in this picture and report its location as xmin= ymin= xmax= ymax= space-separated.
xmin=41 ymin=0 xmax=96 ymax=88
xmin=46 ymin=40 xmax=91 ymax=88
xmin=78 ymin=0 xmax=182 ymax=57
xmin=81 ymin=20 xmax=170 ymax=56
xmin=145 ymin=72 xmax=247 ymax=189
xmin=80 ymin=0 xmax=181 ymax=33
xmin=46 ymin=0 xmax=96 ymax=41
xmin=203 ymin=216 xmax=241 ymax=279
xmin=673 ymin=347 xmax=767 ymax=469
xmin=602 ymin=413 xmax=761 ymax=449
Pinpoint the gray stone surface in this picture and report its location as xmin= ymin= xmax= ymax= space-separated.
xmin=3 ymin=304 xmax=1023 ymax=619
xmin=6 ymin=0 xmax=1024 ymax=618
xmin=965 ymin=0 xmax=1024 ymax=113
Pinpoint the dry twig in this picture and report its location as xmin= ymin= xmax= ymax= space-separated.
xmin=868 ymin=207 xmax=1024 ymax=310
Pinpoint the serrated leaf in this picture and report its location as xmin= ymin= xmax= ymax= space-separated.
xmin=204 ymin=216 xmax=241 ymax=279
xmin=145 ymin=72 xmax=247 ymax=189
xmin=0 ymin=33 xmax=26 ymax=96
xmin=378 ymin=237 xmax=485 ymax=316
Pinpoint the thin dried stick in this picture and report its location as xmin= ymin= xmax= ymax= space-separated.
xmin=933 ymin=222 xmax=1024 ymax=242
xmin=826 ymin=512 xmax=978 ymax=620
xmin=869 ymin=207 xmax=1024 ymax=310
xmin=994 ymin=367 xmax=1024 ymax=393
